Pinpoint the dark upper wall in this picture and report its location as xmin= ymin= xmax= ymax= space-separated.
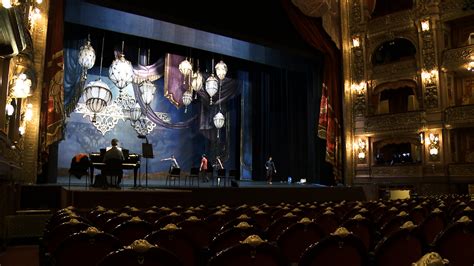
xmin=86 ymin=0 xmax=317 ymax=59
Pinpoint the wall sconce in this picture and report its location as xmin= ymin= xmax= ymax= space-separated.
xmin=5 ymin=103 xmax=14 ymax=116
xmin=11 ymin=73 xmax=32 ymax=99
xmin=426 ymin=133 xmax=440 ymax=159
xmin=28 ymin=6 xmax=42 ymax=28
xmin=421 ymin=70 xmax=438 ymax=85
xmin=355 ymin=138 xmax=367 ymax=161
xmin=419 ymin=132 xmax=424 ymax=144
xmin=18 ymin=126 xmax=25 ymax=136
xmin=24 ymin=103 xmax=33 ymax=121
xmin=1 ymin=0 xmax=18 ymax=8
xmin=421 ymin=19 xmax=430 ymax=32
xmin=352 ymin=36 xmax=360 ymax=48
xmin=467 ymin=61 xmax=474 ymax=72
xmin=351 ymin=82 xmax=366 ymax=95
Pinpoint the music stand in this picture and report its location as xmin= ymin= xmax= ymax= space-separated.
xmin=142 ymin=141 xmax=154 ymax=188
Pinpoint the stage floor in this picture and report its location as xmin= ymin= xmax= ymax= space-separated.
xmin=56 ymin=175 xmax=325 ymax=189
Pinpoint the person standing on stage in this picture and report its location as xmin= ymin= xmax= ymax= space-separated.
xmin=200 ymin=154 xmax=209 ymax=182
xmin=161 ymin=155 xmax=180 ymax=173
xmin=214 ymin=156 xmax=224 ymax=170
xmin=265 ymin=156 xmax=276 ymax=184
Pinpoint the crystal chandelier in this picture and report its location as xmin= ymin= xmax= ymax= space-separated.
xmin=182 ymin=90 xmax=193 ymax=113
xmin=82 ymin=37 xmax=112 ymax=123
xmin=109 ymin=41 xmax=134 ymax=93
xmin=214 ymin=59 xmax=227 ymax=138
xmin=215 ymin=60 xmax=227 ymax=80
xmin=205 ymin=59 xmax=218 ymax=105
xmin=191 ymin=68 xmax=203 ymax=99
xmin=129 ymin=102 xmax=142 ymax=122
xmin=78 ymin=35 xmax=96 ymax=80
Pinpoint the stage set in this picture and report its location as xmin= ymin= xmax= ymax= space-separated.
xmin=42 ymin=0 xmax=343 ymax=207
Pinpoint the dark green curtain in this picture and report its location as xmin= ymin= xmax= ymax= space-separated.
xmin=251 ymin=62 xmax=331 ymax=184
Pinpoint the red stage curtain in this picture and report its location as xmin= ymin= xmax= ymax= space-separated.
xmin=282 ymin=0 xmax=342 ymax=180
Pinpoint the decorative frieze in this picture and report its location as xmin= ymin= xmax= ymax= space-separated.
xmin=371 ymin=165 xmax=423 ymax=177
xmin=449 ymin=163 xmax=474 ymax=176
xmin=442 ymin=45 xmax=474 ymax=71
xmin=370 ymin=59 xmax=418 ymax=82
xmin=367 ymin=10 xmax=415 ymax=34
xmin=366 ymin=111 xmax=426 ymax=133
xmin=445 ymin=104 xmax=474 ymax=128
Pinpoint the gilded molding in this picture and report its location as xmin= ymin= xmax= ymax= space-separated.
xmin=440 ymin=0 xmax=474 ymax=21
xmin=442 ymin=45 xmax=474 ymax=71
xmin=449 ymin=163 xmax=474 ymax=176
xmin=371 ymin=165 xmax=423 ymax=177
xmin=366 ymin=111 xmax=425 ymax=133
xmin=445 ymin=105 xmax=474 ymax=128
xmin=370 ymin=60 xmax=418 ymax=82
xmin=367 ymin=10 xmax=415 ymax=35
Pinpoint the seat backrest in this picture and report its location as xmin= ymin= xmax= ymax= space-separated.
xmin=434 ymin=220 xmax=474 ymax=266
xmin=374 ymin=227 xmax=423 ymax=266
xmin=98 ymin=241 xmax=182 ymax=266
xmin=112 ymin=219 xmax=153 ymax=246
xmin=53 ymin=229 xmax=121 ymax=266
xmin=277 ymin=222 xmax=325 ymax=264
xmin=145 ymin=228 xmax=199 ymax=266
xmin=299 ymin=233 xmax=367 ymax=266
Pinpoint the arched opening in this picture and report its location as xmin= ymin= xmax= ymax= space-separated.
xmin=372 ymin=38 xmax=416 ymax=66
xmin=371 ymin=0 xmax=413 ymax=18
xmin=372 ymin=80 xmax=419 ymax=114
xmin=374 ymin=138 xmax=422 ymax=166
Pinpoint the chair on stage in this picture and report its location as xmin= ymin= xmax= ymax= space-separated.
xmin=68 ymin=154 xmax=90 ymax=188
xmin=166 ymin=168 xmax=181 ymax=186
xmin=186 ymin=167 xmax=200 ymax=187
xmin=103 ymin=159 xmax=123 ymax=188
xmin=216 ymin=169 xmax=227 ymax=187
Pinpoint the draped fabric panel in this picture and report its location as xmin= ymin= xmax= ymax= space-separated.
xmin=282 ymin=0 xmax=343 ymax=180
xmin=40 ymin=0 xmax=65 ymax=150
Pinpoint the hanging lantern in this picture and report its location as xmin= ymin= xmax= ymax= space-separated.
xmin=213 ymin=111 xmax=225 ymax=138
xmin=129 ymin=102 xmax=142 ymax=122
xmin=191 ymin=71 xmax=203 ymax=92
xmin=11 ymin=73 xmax=32 ymax=99
xmin=139 ymin=80 xmax=156 ymax=105
xmin=205 ymin=74 xmax=218 ymax=105
xmin=182 ymin=90 xmax=193 ymax=113
xmin=215 ymin=60 xmax=227 ymax=80
xmin=178 ymin=58 xmax=193 ymax=76
xmin=78 ymin=39 xmax=96 ymax=80
xmin=83 ymin=79 xmax=112 ymax=123
xmin=109 ymin=54 xmax=134 ymax=91
xmin=5 ymin=103 xmax=14 ymax=116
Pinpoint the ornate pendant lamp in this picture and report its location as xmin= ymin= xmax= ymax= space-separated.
xmin=109 ymin=41 xmax=134 ymax=93
xmin=213 ymin=59 xmax=227 ymax=138
xmin=213 ymin=111 xmax=225 ymax=138
xmin=83 ymin=37 xmax=112 ymax=123
xmin=139 ymin=50 xmax=157 ymax=106
xmin=191 ymin=59 xmax=203 ymax=99
xmin=78 ymin=35 xmax=96 ymax=80
xmin=129 ymin=102 xmax=142 ymax=122
xmin=182 ymin=90 xmax=193 ymax=113
xmin=205 ymin=59 xmax=218 ymax=105
xmin=178 ymin=58 xmax=193 ymax=77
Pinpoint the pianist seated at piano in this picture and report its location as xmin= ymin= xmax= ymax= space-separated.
xmin=89 ymin=139 xmax=141 ymax=188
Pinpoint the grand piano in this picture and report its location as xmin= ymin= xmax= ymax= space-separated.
xmin=89 ymin=149 xmax=141 ymax=187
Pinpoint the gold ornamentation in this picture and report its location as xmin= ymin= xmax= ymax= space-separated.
xmin=298 ymin=217 xmax=313 ymax=224
xmin=445 ymin=105 xmax=474 ymax=128
xmin=448 ymin=163 xmax=474 ymax=176
xmin=331 ymin=227 xmax=351 ymax=237
xmin=456 ymin=216 xmax=472 ymax=223
xmin=118 ymin=213 xmax=131 ymax=217
xmin=412 ymin=252 xmax=449 ymax=266
xmin=237 ymin=214 xmax=250 ymax=220
xmin=145 ymin=210 xmax=156 ymax=214
xmin=82 ymin=226 xmax=102 ymax=236
xmin=234 ymin=222 xmax=253 ymax=229
xmin=255 ymin=210 xmax=266 ymax=215
xmin=168 ymin=212 xmax=179 ymax=216
xmin=292 ymin=208 xmax=302 ymax=212
xmin=186 ymin=216 xmax=201 ymax=221
xmin=68 ymin=218 xmax=81 ymax=224
xmin=214 ymin=211 xmax=225 ymax=215
xmin=162 ymin=223 xmax=181 ymax=231
xmin=389 ymin=207 xmax=398 ymax=211
xmin=240 ymin=235 xmax=266 ymax=247
xmin=283 ymin=212 xmax=296 ymax=217
xmin=125 ymin=239 xmax=155 ymax=253
xmin=366 ymin=111 xmax=425 ymax=133
xmin=130 ymin=216 xmax=143 ymax=223
xmin=352 ymin=214 xmax=365 ymax=221
xmin=323 ymin=210 xmax=335 ymax=215
xmin=130 ymin=207 xmax=140 ymax=212
xmin=184 ymin=210 xmax=194 ymax=214
xmin=442 ymin=45 xmax=473 ymax=71
xmin=398 ymin=211 xmax=409 ymax=217
xmin=400 ymin=221 xmax=417 ymax=230
xmin=367 ymin=10 xmax=415 ymax=34
xmin=159 ymin=207 xmax=171 ymax=211
xmin=431 ymin=208 xmax=442 ymax=214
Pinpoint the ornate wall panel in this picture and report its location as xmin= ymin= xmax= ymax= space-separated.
xmin=371 ymin=165 xmax=423 ymax=178
xmin=442 ymin=45 xmax=474 ymax=71
xmin=366 ymin=111 xmax=425 ymax=134
xmin=370 ymin=60 xmax=418 ymax=84
xmin=449 ymin=163 xmax=474 ymax=176
xmin=445 ymin=104 xmax=474 ymax=127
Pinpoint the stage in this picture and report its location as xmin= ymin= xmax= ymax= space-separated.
xmin=20 ymin=178 xmax=366 ymax=210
